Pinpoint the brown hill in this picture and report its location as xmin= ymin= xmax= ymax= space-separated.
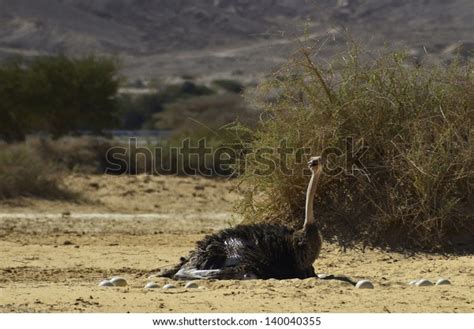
xmin=0 ymin=0 xmax=472 ymax=78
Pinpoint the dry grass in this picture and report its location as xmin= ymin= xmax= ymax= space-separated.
xmin=31 ymin=136 xmax=113 ymax=173
xmin=7 ymin=135 xmax=238 ymax=178
xmin=0 ymin=143 xmax=74 ymax=199
xmin=0 ymin=137 xmax=111 ymax=199
xmin=238 ymin=47 xmax=473 ymax=251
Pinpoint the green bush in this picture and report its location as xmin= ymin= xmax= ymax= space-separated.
xmin=238 ymin=48 xmax=473 ymax=251
xmin=0 ymin=57 xmax=34 ymax=142
xmin=0 ymin=55 xmax=120 ymax=141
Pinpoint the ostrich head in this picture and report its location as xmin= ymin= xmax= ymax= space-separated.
xmin=307 ymin=155 xmax=323 ymax=170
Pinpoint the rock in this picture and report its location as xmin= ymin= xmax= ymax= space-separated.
xmin=110 ymin=276 xmax=128 ymax=287
xmin=163 ymin=284 xmax=176 ymax=289
xmin=415 ymin=279 xmax=433 ymax=287
xmin=355 ymin=280 xmax=374 ymax=289
xmin=144 ymin=282 xmax=160 ymax=289
xmin=99 ymin=280 xmax=114 ymax=287
xmin=185 ymin=282 xmax=199 ymax=289
xmin=435 ymin=279 xmax=451 ymax=286
xmin=409 ymin=279 xmax=419 ymax=286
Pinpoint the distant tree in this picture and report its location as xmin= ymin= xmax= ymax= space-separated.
xmin=0 ymin=57 xmax=33 ymax=142
xmin=72 ymin=56 xmax=121 ymax=135
xmin=0 ymin=55 xmax=121 ymax=142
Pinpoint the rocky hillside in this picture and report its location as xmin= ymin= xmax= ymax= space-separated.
xmin=0 ymin=0 xmax=472 ymax=78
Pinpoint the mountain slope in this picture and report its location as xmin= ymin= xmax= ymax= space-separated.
xmin=0 ymin=0 xmax=472 ymax=78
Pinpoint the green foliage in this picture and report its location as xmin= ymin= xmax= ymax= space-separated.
xmin=0 ymin=55 xmax=120 ymax=141
xmin=0 ymin=57 xmax=32 ymax=142
xmin=238 ymin=47 xmax=473 ymax=251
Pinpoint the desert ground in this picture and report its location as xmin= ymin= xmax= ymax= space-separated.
xmin=0 ymin=174 xmax=472 ymax=313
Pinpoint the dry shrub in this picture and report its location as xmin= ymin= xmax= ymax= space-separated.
xmin=27 ymin=135 xmax=237 ymax=177
xmin=0 ymin=143 xmax=74 ymax=199
xmin=238 ymin=48 xmax=473 ymax=251
xmin=30 ymin=136 xmax=113 ymax=173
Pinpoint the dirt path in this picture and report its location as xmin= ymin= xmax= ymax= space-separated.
xmin=0 ymin=175 xmax=472 ymax=313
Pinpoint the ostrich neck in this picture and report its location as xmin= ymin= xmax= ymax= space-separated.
xmin=304 ymin=167 xmax=321 ymax=229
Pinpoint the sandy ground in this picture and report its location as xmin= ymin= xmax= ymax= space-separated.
xmin=0 ymin=174 xmax=472 ymax=313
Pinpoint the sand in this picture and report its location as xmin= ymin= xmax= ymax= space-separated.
xmin=0 ymin=174 xmax=472 ymax=313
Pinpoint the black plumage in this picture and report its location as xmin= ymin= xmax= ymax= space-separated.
xmin=160 ymin=222 xmax=322 ymax=280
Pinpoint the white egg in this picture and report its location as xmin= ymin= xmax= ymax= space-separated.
xmin=99 ymin=280 xmax=114 ymax=287
xmin=415 ymin=279 xmax=433 ymax=287
xmin=435 ymin=278 xmax=451 ymax=286
xmin=110 ymin=276 xmax=128 ymax=287
xmin=355 ymin=280 xmax=374 ymax=289
xmin=163 ymin=284 xmax=176 ymax=289
xmin=144 ymin=282 xmax=160 ymax=289
xmin=185 ymin=282 xmax=199 ymax=289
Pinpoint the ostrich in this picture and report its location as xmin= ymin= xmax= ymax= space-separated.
xmin=159 ymin=156 xmax=357 ymax=284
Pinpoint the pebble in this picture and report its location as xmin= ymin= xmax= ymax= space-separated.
xmin=99 ymin=280 xmax=114 ymax=287
xmin=110 ymin=276 xmax=128 ymax=287
xmin=355 ymin=280 xmax=374 ymax=289
xmin=163 ymin=284 xmax=176 ymax=289
xmin=409 ymin=279 xmax=419 ymax=286
xmin=435 ymin=279 xmax=451 ymax=286
xmin=415 ymin=279 xmax=433 ymax=287
xmin=144 ymin=282 xmax=160 ymax=289
xmin=185 ymin=282 xmax=199 ymax=289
